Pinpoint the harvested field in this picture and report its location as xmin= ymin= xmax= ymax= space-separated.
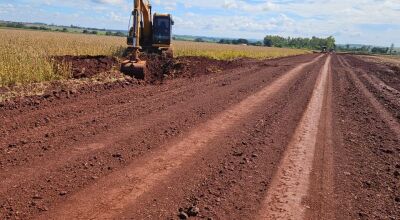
xmin=1 ymin=53 xmax=399 ymax=220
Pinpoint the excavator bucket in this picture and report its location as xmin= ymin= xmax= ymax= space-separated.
xmin=120 ymin=59 xmax=148 ymax=80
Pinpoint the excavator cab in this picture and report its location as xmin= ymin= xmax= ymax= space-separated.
xmin=153 ymin=14 xmax=173 ymax=46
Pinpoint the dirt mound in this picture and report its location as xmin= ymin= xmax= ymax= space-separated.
xmin=54 ymin=54 xmax=244 ymax=83
xmin=1 ymin=55 xmax=246 ymax=106
xmin=142 ymin=55 xmax=242 ymax=84
xmin=140 ymin=54 xmax=176 ymax=83
xmin=54 ymin=55 xmax=118 ymax=79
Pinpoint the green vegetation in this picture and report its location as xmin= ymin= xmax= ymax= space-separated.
xmin=0 ymin=21 xmax=126 ymax=37
xmin=336 ymin=43 xmax=399 ymax=55
xmin=218 ymin=38 xmax=263 ymax=46
xmin=263 ymin=35 xmax=336 ymax=50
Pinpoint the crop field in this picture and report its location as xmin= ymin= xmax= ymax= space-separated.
xmin=0 ymin=29 xmax=308 ymax=87
xmin=173 ymin=41 xmax=309 ymax=60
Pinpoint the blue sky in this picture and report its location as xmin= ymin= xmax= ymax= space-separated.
xmin=1 ymin=0 xmax=399 ymax=46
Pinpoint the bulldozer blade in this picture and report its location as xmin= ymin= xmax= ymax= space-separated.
xmin=120 ymin=60 xmax=148 ymax=80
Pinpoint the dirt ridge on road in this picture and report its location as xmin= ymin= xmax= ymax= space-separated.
xmin=258 ymin=56 xmax=331 ymax=219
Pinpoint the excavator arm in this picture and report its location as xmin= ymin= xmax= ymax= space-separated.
xmin=130 ymin=0 xmax=153 ymax=60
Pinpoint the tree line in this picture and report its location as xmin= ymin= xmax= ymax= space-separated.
xmin=336 ymin=44 xmax=397 ymax=55
xmin=263 ymin=35 xmax=336 ymax=50
xmin=217 ymin=38 xmax=262 ymax=46
xmin=1 ymin=21 xmax=126 ymax=37
xmin=212 ymin=35 xmax=336 ymax=49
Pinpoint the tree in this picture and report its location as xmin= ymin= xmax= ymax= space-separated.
xmin=250 ymin=41 xmax=263 ymax=46
xmin=15 ymin=23 xmax=25 ymax=28
xmin=263 ymin=35 xmax=287 ymax=47
xmin=232 ymin=38 xmax=248 ymax=45
xmin=114 ymin=32 xmax=125 ymax=37
xmin=194 ymin=38 xmax=204 ymax=42
xmin=219 ymin=39 xmax=233 ymax=44
xmin=371 ymin=47 xmax=389 ymax=54
xmin=264 ymin=38 xmax=273 ymax=47
xmin=326 ymin=36 xmax=335 ymax=49
xmin=262 ymin=35 xmax=336 ymax=50
xmin=39 ymin=26 xmax=50 ymax=31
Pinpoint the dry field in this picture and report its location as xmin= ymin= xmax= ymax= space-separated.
xmin=0 ymin=29 xmax=308 ymax=87
xmin=173 ymin=41 xmax=309 ymax=60
xmin=0 ymin=29 xmax=126 ymax=87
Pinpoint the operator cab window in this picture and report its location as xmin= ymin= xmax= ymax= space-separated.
xmin=153 ymin=17 xmax=171 ymax=44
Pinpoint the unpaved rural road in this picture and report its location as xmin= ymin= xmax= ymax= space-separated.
xmin=1 ymin=54 xmax=399 ymax=219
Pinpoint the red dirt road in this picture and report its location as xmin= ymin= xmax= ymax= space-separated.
xmin=0 ymin=54 xmax=399 ymax=219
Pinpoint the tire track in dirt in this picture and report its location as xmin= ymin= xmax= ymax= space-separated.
xmin=1 ymin=55 xmax=315 ymax=148
xmin=337 ymin=56 xmax=400 ymax=139
xmin=258 ymin=56 xmax=331 ymax=220
xmin=40 ymin=56 xmax=324 ymax=219
xmin=1 ymin=55 xmax=317 ymax=171
xmin=0 ymin=55 xmax=321 ymax=219
xmin=117 ymin=55 xmax=326 ymax=219
xmin=0 ymin=66 xmax=257 ymax=146
xmin=1 ymin=55 xmax=311 ymax=118
xmin=0 ymin=59 xmax=296 ymax=194
xmin=306 ymin=55 xmax=335 ymax=220
xmin=0 ymin=67 xmax=274 ymax=193
xmin=1 ymin=54 xmax=308 ymax=131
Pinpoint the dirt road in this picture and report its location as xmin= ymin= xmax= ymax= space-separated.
xmin=1 ymin=54 xmax=399 ymax=219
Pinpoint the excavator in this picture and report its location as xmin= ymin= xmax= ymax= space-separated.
xmin=121 ymin=0 xmax=174 ymax=79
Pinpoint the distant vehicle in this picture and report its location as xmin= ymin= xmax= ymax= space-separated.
xmin=321 ymin=46 xmax=327 ymax=53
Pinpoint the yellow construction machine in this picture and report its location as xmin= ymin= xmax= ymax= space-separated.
xmin=121 ymin=0 xmax=174 ymax=79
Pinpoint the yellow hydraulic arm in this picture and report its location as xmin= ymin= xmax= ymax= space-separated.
xmin=131 ymin=0 xmax=153 ymax=61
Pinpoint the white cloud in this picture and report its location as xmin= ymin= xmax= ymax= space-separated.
xmin=223 ymin=0 xmax=278 ymax=12
xmin=91 ymin=0 xmax=124 ymax=4
xmin=1 ymin=0 xmax=400 ymax=45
